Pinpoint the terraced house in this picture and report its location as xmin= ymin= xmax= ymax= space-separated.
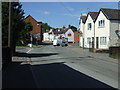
xmin=79 ymin=8 xmax=120 ymax=50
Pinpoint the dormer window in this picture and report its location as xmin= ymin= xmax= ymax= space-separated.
xmin=88 ymin=23 xmax=92 ymax=30
xmin=98 ymin=20 xmax=105 ymax=27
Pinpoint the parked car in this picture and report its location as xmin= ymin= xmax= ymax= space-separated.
xmin=61 ymin=39 xmax=68 ymax=47
xmin=53 ymin=39 xmax=68 ymax=47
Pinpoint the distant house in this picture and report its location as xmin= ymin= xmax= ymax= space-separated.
xmin=49 ymin=29 xmax=55 ymax=42
xmin=64 ymin=25 xmax=74 ymax=43
xmin=74 ymin=31 xmax=79 ymax=44
xmin=24 ymin=15 xmax=42 ymax=44
xmin=43 ymin=25 xmax=76 ymax=43
xmin=43 ymin=33 xmax=50 ymax=41
xmin=79 ymin=8 xmax=120 ymax=49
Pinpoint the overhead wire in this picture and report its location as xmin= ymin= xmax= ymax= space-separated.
xmin=58 ymin=0 xmax=80 ymax=29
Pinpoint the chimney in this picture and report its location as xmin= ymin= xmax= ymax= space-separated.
xmin=68 ymin=25 xmax=71 ymax=29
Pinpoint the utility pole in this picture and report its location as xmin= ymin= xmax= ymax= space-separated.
xmin=6 ymin=1 xmax=13 ymax=63
xmin=8 ymin=1 xmax=12 ymax=48
xmin=0 ymin=1 xmax=2 ymax=84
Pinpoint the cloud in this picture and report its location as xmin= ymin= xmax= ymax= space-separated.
xmin=41 ymin=11 xmax=50 ymax=15
xmin=64 ymin=13 xmax=80 ymax=17
xmin=66 ymin=7 xmax=74 ymax=11
xmin=42 ymin=11 xmax=49 ymax=15
xmin=33 ymin=10 xmax=50 ymax=15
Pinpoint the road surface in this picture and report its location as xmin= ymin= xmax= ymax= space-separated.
xmin=2 ymin=44 xmax=118 ymax=89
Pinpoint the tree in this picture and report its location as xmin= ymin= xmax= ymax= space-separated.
xmin=2 ymin=2 xmax=25 ymax=54
xmin=42 ymin=23 xmax=52 ymax=33
xmin=17 ymin=21 xmax=33 ymax=45
xmin=2 ymin=2 xmax=9 ymax=46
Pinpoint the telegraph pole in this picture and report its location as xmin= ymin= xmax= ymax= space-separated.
xmin=8 ymin=1 xmax=12 ymax=48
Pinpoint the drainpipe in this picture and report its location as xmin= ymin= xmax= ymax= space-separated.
xmin=83 ymin=23 xmax=85 ymax=49
xmin=94 ymin=21 xmax=95 ymax=52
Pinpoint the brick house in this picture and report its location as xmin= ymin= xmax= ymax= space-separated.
xmin=24 ymin=15 xmax=42 ymax=44
xmin=74 ymin=31 xmax=79 ymax=43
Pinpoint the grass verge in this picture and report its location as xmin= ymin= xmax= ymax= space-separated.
xmin=16 ymin=46 xmax=29 ymax=48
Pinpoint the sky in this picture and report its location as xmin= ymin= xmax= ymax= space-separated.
xmin=21 ymin=2 xmax=119 ymax=29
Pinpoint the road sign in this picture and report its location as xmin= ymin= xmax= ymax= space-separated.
xmin=30 ymin=34 xmax=33 ymax=37
xmin=37 ymin=34 xmax=40 ymax=37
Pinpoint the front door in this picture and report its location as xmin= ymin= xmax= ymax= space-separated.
xmin=92 ymin=37 xmax=94 ymax=48
xmin=96 ymin=37 xmax=99 ymax=48
xmin=83 ymin=38 xmax=84 ymax=48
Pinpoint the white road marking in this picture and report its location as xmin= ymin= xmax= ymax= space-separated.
xmin=26 ymin=48 xmax=33 ymax=53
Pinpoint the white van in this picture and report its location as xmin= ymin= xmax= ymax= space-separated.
xmin=53 ymin=39 xmax=62 ymax=46
xmin=53 ymin=39 xmax=68 ymax=47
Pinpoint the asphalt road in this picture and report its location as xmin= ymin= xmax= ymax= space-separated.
xmin=2 ymin=45 xmax=118 ymax=89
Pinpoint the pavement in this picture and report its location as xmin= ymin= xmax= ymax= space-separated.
xmin=67 ymin=43 xmax=119 ymax=64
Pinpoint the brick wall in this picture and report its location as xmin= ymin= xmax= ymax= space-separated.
xmin=24 ymin=15 xmax=42 ymax=42
xmin=74 ymin=31 xmax=79 ymax=43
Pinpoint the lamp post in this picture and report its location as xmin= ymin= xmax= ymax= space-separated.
xmin=8 ymin=1 xmax=12 ymax=48
xmin=30 ymin=34 xmax=33 ymax=47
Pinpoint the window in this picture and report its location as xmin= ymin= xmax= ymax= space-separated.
xmin=88 ymin=23 xmax=92 ymax=30
xmin=100 ymin=37 xmax=107 ymax=45
xmin=98 ymin=20 xmax=105 ymax=27
xmin=87 ymin=38 xmax=91 ymax=44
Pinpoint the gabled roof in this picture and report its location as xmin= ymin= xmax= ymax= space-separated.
xmin=94 ymin=8 xmax=120 ymax=22
xmin=84 ymin=12 xmax=99 ymax=23
xmin=100 ymin=8 xmax=120 ymax=20
xmin=25 ymin=15 xmax=38 ymax=22
xmin=80 ymin=16 xmax=87 ymax=23
xmin=88 ymin=12 xmax=99 ymax=21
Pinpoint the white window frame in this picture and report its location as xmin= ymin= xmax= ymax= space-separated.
xmin=98 ymin=20 xmax=105 ymax=27
xmin=100 ymin=37 xmax=107 ymax=45
xmin=87 ymin=38 xmax=91 ymax=44
xmin=88 ymin=23 xmax=92 ymax=30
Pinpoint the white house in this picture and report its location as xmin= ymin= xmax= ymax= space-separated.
xmin=65 ymin=28 xmax=74 ymax=43
xmin=79 ymin=15 xmax=87 ymax=47
xmin=43 ymin=33 xmax=50 ymax=41
xmin=53 ymin=25 xmax=74 ymax=43
xmin=79 ymin=8 xmax=120 ymax=49
xmin=43 ymin=29 xmax=55 ymax=42
xmin=53 ymin=29 xmax=66 ymax=39
xmin=94 ymin=8 xmax=120 ymax=49
xmin=43 ymin=26 xmax=75 ymax=43
xmin=84 ymin=12 xmax=98 ymax=48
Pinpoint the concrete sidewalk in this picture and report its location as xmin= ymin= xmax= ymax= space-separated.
xmin=67 ymin=45 xmax=118 ymax=64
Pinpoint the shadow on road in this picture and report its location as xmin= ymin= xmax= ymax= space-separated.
xmin=14 ymin=52 xmax=59 ymax=58
xmin=41 ymin=42 xmax=53 ymax=46
xmin=2 ymin=62 xmax=117 ymax=89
